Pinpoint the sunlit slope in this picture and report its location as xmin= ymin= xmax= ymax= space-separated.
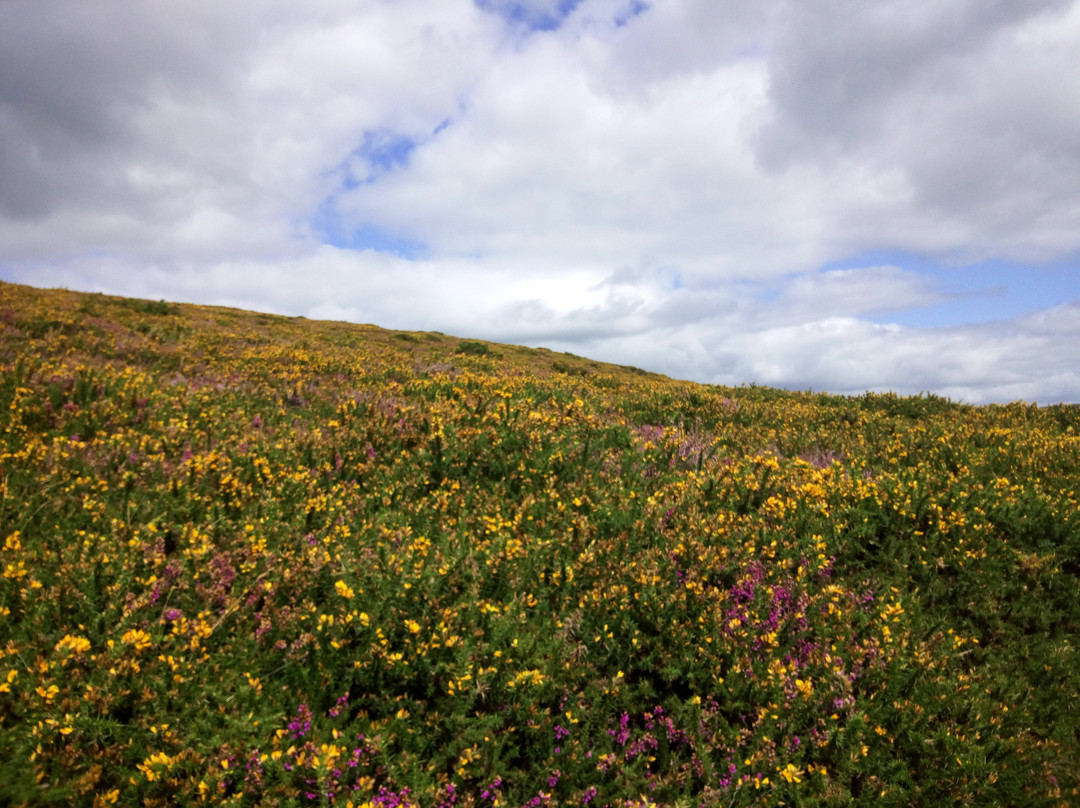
xmin=1 ymin=281 xmax=1078 ymax=807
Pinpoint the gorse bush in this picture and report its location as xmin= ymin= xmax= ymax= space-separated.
xmin=0 ymin=281 xmax=1078 ymax=807
xmin=454 ymin=340 xmax=493 ymax=357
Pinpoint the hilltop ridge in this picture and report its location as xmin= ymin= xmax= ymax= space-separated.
xmin=0 ymin=280 xmax=671 ymax=387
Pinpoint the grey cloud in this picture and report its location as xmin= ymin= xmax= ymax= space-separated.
xmin=597 ymin=0 xmax=777 ymax=83
xmin=0 ymin=2 xmax=252 ymax=220
xmin=758 ymin=266 xmax=944 ymax=325
xmin=897 ymin=43 xmax=1080 ymax=255
xmin=757 ymin=0 xmax=1071 ymax=165
xmin=0 ymin=0 xmax=498 ymax=260
xmin=753 ymin=0 xmax=1080 ymax=260
xmin=648 ymin=288 xmax=742 ymax=328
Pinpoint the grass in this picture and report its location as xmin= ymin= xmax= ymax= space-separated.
xmin=0 ymin=279 xmax=1078 ymax=807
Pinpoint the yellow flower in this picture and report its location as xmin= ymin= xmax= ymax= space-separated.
xmin=779 ymin=763 xmax=803 ymax=784
xmin=335 ymin=580 xmax=355 ymax=599
xmin=881 ymin=602 xmax=904 ymax=622
xmin=121 ymin=628 xmax=153 ymax=651
xmin=54 ymin=634 xmax=92 ymax=655
xmin=509 ymin=669 xmax=545 ymax=688
xmin=3 ymin=561 xmax=28 ymax=580
xmin=0 ymin=669 xmax=17 ymax=693
xmin=136 ymin=750 xmax=175 ymax=781
xmin=405 ymin=619 xmax=421 ymax=634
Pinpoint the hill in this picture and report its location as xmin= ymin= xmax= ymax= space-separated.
xmin=1 ymin=280 xmax=1078 ymax=807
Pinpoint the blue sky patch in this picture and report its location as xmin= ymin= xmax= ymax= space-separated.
xmin=320 ymin=220 xmax=427 ymax=259
xmin=614 ymin=1 xmax=649 ymax=28
xmin=309 ymin=125 xmax=453 ymax=257
xmin=822 ymin=248 xmax=1080 ymax=328
xmin=310 ymin=199 xmax=427 ymax=259
xmin=336 ymin=130 xmax=420 ymax=190
xmin=474 ymin=0 xmax=585 ymax=32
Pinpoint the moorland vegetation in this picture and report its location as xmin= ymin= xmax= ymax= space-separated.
xmin=1 ymin=281 xmax=1078 ymax=806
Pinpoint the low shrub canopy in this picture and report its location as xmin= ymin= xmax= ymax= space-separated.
xmin=1 ymin=281 xmax=1078 ymax=807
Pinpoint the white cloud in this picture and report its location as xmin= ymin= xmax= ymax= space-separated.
xmin=756 ymin=0 xmax=1080 ymax=261
xmin=0 ymin=0 xmax=499 ymax=261
xmin=2 ymin=0 xmax=1079 ymax=404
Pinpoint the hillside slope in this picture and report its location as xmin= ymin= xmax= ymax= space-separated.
xmin=1 ymin=281 xmax=1078 ymax=807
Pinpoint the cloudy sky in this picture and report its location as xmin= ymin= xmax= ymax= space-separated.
xmin=2 ymin=0 xmax=1079 ymax=404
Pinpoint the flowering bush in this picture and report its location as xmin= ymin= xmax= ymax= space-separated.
xmin=1 ymin=281 xmax=1078 ymax=806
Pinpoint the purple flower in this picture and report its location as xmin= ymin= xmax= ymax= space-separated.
xmin=288 ymin=704 xmax=313 ymax=739
xmin=329 ymin=692 xmax=349 ymax=718
xmin=480 ymin=777 xmax=503 ymax=802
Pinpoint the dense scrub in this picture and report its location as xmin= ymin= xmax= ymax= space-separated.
xmin=1 ymin=281 xmax=1078 ymax=807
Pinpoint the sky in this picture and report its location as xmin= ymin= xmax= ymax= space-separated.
xmin=2 ymin=0 xmax=1079 ymax=405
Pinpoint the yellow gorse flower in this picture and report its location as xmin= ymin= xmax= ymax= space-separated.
xmin=121 ymin=629 xmax=153 ymax=651
xmin=0 ymin=669 xmax=17 ymax=693
xmin=3 ymin=561 xmax=28 ymax=580
xmin=779 ymin=763 xmax=804 ymax=784
xmin=134 ymin=751 xmax=175 ymax=782
xmin=54 ymin=634 xmax=92 ymax=655
xmin=335 ymin=580 xmax=355 ymax=599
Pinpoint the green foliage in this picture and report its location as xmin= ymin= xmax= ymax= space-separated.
xmin=454 ymin=339 xmax=493 ymax=357
xmin=551 ymin=360 xmax=589 ymax=377
xmin=0 ymin=280 xmax=1078 ymax=807
xmin=123 ymin=298 xmax=178 ymax=317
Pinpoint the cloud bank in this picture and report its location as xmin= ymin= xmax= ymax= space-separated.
xmin=2 ymin=0 xmax=1079 ymax=404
